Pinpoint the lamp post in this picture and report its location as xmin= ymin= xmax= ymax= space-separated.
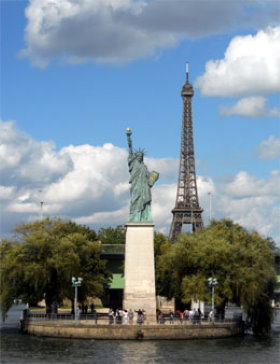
xmin=208 ymin=277 xmax=218 ymax=313
xmin=208 ymin=192 xmax=212 ymax=224
xmin=72 ymin=277 xmax=83 ymax=320
xmin=40 ymin=201 xmax=44 ymax=220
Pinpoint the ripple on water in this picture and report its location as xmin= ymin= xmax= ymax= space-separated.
xmin=0 ymin=329 xmax=279 ymax=364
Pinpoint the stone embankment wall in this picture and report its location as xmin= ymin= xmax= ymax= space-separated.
xmin=22 ymin=321 xmax=243 ymax=340
xmin=0 ymin=304 xmax=28 ymax=329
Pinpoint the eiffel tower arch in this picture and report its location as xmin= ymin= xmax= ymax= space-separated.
xmin=169 ymin=64 xmax=204 ymax=242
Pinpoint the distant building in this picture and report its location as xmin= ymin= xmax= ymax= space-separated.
xmin=101 ymin=244 xmax=124 ymax=309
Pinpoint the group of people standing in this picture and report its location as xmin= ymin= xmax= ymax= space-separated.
xmin=108 ymin=308 xmax=146 ymax=324
xmin=182 ymin=308 xmax=203 ymax=324
xmin=80 ymin=303 xmax=95 ymax=314
xmin=74 ymin=305 xmax=215 ymax=325
xmin=72 ymin=303 xmax=96 ymax=315
xmin=157 ymin=308 xmax=204 ymax=324
xmin=104 ymin=307 xmax=216 ymax=325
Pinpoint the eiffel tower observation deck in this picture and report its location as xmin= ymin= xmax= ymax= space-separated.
xmin=169 ymin=64 xmax=204 ymax=242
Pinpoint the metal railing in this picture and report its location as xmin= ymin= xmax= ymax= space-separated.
xmin=24 ymin=312 xmax=242 ymax=326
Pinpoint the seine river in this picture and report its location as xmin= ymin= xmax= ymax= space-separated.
xmin=1 ymin=328 xmax=279 ymax=364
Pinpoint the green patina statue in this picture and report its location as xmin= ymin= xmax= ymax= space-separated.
xmin=126 ymin=128 xmax=159 ymax=222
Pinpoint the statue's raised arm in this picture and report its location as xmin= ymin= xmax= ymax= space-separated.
xmin=126 ymin=128 xmax=133 ymax=155
xmin=125 ymin=128 xmax=159 ymax=223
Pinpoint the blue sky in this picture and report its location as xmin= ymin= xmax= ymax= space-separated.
xmin=1 ymin=0 xmax=279 ymax=244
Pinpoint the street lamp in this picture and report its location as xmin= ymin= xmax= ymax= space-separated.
xmin=72 ymin=277 xmax=83 ymax=320
xmin=208 ymin=277 xmax=218 ymax=313
xmin=40 ymin=201 xmax=44 ymax=220
xmin=208 ymin=192 xmax=212 ymax=224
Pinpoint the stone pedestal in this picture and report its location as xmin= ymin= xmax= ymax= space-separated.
xmin=123 ymin=222 xmax=157 ymax=323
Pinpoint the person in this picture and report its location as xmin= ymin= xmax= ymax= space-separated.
xmin=90 ymin=303 xmax=95 ymax=313
xmin=183 ymin=309 xmax=189 ymax=324
xmin=115 ymin=309 xmax=122 ymax=324
xmin=194 ymin=309 xmax=199 ymax=324
xmin=176 ymin=310 xmax=183 ymax=324
xmin=128 ymin=309 xmax=134 ymax=325
xmin=158 ymin=311 xmax=165 ymax=324
xmin=123 ymin=310 xmax=128 ymax=325
xmin=135 ymin=309 xmax=143 ymax=324
xmin=169 ymin=310 xmax=174 ymax=324
xmin=108 ymin=308 xmax=114 ymax=324
xmin=209 ymin=310 xmax=215 ymax=322
xmin=84 ymin=304 xmax=88 ymax=315
xmin=189 ymin=309 xmax=194 ymax=324
xmin=92 ymin=309 xmax=98 ymax=324
xmin=142 ymin=309 xmax=146 ymax=323
xmin=198 ymin=308 xmax=202 ymax=324
xmin=126 ymin=128 xmax=159 ymax=222
xmin=156 ymin=309 xmax=161 ymax=323
xmin=77 ymin=306 xmax=81 ymax=320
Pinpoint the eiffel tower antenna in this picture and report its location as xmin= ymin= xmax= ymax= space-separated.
xmin=169 ymin=63 xmax=204 ymax=241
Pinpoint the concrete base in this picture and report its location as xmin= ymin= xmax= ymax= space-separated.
xmin=22 ymin=321 xmax=244 ymax=340
xmin=123 ymin=222 xmax=157 ymax=323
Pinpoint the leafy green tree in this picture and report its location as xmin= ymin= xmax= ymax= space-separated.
xmin=97 ymin=225 xmax=126 ymax=245
xmin=154 ymin=232 xmax=172 ymax=295
xmin=156 ymin=219 xmax=276 ymax=335
xmin=154 ymin=232 xmax=171 ymax=259
xmin=0 ymin=218 xmax=111 ymax=318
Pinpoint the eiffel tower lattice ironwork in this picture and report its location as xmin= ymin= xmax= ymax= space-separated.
xmin=169 ymin=64 xmax=204 ymax=242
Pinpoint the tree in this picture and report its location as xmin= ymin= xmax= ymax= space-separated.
xmin=0 ymin=218 xmax=111 ymax=318
xmin=156 ymin=219 xmax=276 ymax=336
xmin=97 ymin=225 xmax=125 ymax=245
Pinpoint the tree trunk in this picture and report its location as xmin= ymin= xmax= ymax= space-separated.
xmin=45 ymin=291 xmax=58 ymax=314
xmin=216 ymin=299 xmax=227 ymax=320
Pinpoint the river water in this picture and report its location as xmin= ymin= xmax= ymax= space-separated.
xmin=1 ymin=328 xmax=279 ymax=364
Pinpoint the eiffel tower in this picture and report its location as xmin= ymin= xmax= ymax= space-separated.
xmin=169 ymin=64 xmax=204 ymax=242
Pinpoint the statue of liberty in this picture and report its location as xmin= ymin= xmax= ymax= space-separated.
xmin=126 ymin=128 xmax=159 ymax=222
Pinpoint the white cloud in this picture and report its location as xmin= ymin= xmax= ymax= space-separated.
xmin=145 ymin=157 xmax=178 ymax=182
xmin=218 ymin=194 xmax=279 ymax=240
xmin=1 ymin=121 xmax=279 ymax=245
xmin=0 ymin=186 xmax=15 ymax=201
xmin=20 ymin=0 xmax=279 ymax=67
xmin=257 ymin=136 xmax=280 ymax=160
xmin=0 ymin=120 xmax=73 ymax=186
xmin=0 ymin=120 xmax=178 ymax=235
xmin=153 ymin=184 xmax=176 ymax=231
xmin=215 ymin=170 xmax=280 ymax=241
xmin=223 ymin=170 xmax=280 ymax=199
xmin=196 ymin=26 xmax=280 ymax=97
xmin=42 ymin=143 xmax=129 ymax=218
xmin=75 ymin=207 xmax=129 ymax=227
xmin=220 ymin=96 xmax=280 ymax=118
xmin=20 ymin=0 xmax=173 ymax=67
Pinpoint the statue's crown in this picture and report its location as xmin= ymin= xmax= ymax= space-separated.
xmin=135 ymin=148 xmax=145 ymax=156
